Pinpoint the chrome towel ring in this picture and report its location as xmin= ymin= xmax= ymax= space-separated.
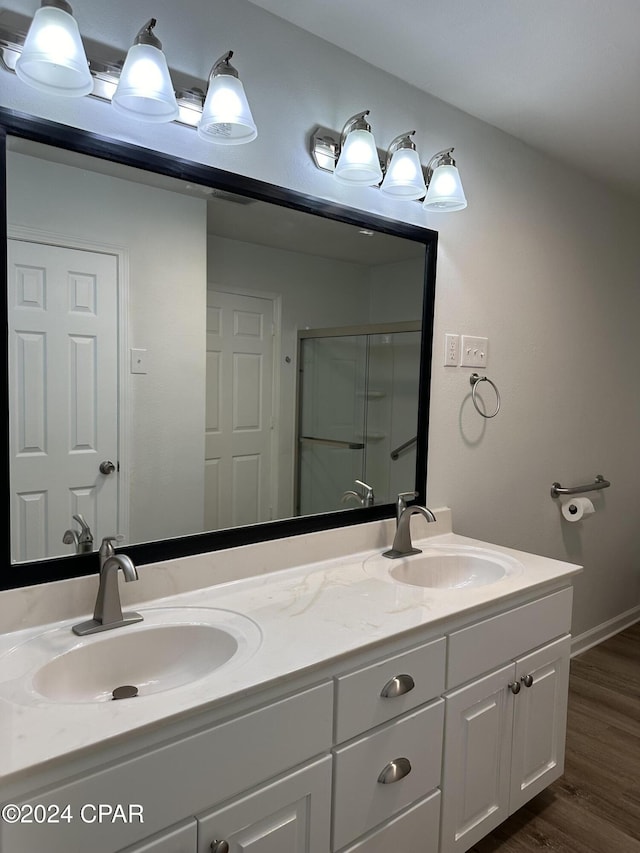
xmin=470 ymin=373 xmax=501 ymax=418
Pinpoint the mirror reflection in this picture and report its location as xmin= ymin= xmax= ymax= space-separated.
xmin=7 ymin=138 xmax=426 ymax=563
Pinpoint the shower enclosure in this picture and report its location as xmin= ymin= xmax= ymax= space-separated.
xmin=296 ymin=323 xmax=421 ymax=515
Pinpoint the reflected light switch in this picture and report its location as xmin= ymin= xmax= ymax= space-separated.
xmin=130 ymin=348 xmax=148 ymax=374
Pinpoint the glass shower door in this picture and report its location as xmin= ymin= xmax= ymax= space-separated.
xmin=297 ymin=334 xmax=368 ymax=515
xmin=296 ymin=327 xmax=422 ymax=516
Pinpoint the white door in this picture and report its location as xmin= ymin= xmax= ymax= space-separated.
xmin=510 ymin=635 xmax=571 ymax=812
xmin=205 ymin=290 xmax=275 ymax=530
xmin=8 ymin=239 xmax=119 ymax=561
xmin=441 ymin=663 xmax=515 ymax=853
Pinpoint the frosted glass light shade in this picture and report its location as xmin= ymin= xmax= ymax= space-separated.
xmin=423 ymin=164 xmax=467 ymax=211
xmin=15 ymin=4 xmax=93 ymax=97
xmin=112 ymin=43 xmax=179 ymax=123
xmin=380 ymin=147 xmax=427 ymax=199
xmin=198 ymin=74 xmax=257 ymax=144
xmin=334 ymin=129 xmax=383 ymax=186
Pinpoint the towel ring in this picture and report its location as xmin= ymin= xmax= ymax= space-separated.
xmin=470 ymin=373 xmax=501 ymax=418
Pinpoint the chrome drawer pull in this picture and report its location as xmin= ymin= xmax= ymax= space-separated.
xmin=377 ymin=757 xmax=412 ymax=784
xmin=380 ymin=673 xmax=415 ymax=698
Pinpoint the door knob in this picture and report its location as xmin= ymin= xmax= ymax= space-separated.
xmin=210 ymin=842 xmax=229 ymax=853
xmin=521 ymin=674 xmax=534 ymax=688
xmin=508 ymin=681 xmax=521 ymax=694
xmin=99 ymin=460 xmax=116 ymax=475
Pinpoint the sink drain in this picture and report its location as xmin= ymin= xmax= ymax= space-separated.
xmin=112 ymin=685 xmax=138 ymax=700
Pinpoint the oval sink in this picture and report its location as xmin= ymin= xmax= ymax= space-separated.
xmin=3 ymin=607 xmax=262 ymax=704
xmin=365 ymin=544 xmax=523 ymax=590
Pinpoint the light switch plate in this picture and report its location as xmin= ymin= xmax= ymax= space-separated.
xmin=460 ymin=336 xmax=489 ymax=368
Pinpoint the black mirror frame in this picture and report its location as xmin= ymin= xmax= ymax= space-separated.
xmin=0 ymin=107 xmax=438 ymax=590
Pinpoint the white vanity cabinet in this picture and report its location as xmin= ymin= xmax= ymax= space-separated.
xmin=440 ymin=589 xmax=572 ymax=853
xmin=1 ymin=683 xmax=334 ymax=853
xmin=1 ymin=582 xmax=576 ymax=853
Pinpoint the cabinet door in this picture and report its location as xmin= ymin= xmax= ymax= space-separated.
xmin=197 ymin=757 xmax=331 ymax=853
xmin=441 ymin=663 xmax=516 ymax=853
xmin=121 ymin=820 xmax=197 ymax=853
xmin=509 ymin=634 xmax=571 ymax=813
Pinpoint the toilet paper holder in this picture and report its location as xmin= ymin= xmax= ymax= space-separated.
xmin=550 ymin=474 xmax=611 ymax=499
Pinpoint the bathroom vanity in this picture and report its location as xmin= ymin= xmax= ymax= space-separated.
xmin=0 ymin=513 xmax=580 ymax=853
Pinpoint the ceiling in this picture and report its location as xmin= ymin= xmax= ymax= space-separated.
xmin=248 ymin=0 xmax=640 ymax=201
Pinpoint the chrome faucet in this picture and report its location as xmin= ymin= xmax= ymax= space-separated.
xmin=72 ymin=537 xmax=143 ymax=635
xmin=383 ymin=495 xmax=437 ymax=559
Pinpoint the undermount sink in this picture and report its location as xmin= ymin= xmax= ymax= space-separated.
xmin=365 ymin=543 xmax=523 ymax=590
xmin=2 ymin=607 xmax=262 ymax=704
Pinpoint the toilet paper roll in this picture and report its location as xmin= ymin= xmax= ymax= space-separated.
xmin=562 ymin=497 xmax=595 ymax=522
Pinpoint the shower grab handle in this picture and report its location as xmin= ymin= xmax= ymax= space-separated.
xmin=390 ymin=435 xmax=417 ymax=460
xmin=550 ymin=474 xmax=610 ymax=499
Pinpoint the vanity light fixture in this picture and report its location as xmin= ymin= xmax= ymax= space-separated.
xmin=14 ymin=0 xmax=93 ymax=97
xmin=333 ymin=111 xmax=383 ymax=186
xmin=197 ymin=51 xmax=257 ymax=144
xmin=422 ymin=148 xmax=467 ymax=211
xmin=310 ymin=119 xmax=467 ymax=211
xmin=380 ymin=131 xmax=427 ymax=200
xmin=0 ymin=14 xmax=257 ymax=143
xmin=111 ymin=19 xmax=179 ymax=123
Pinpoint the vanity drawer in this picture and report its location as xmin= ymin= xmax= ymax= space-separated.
xmin=447 ymin=587 xmax=573 ymax=688
xmin=1 ymin=682 xmax=333 ymax=853
xmin=341 ymin=791 xmax=440 ymax=853
xmin=332 ymin=699 xmax=444 ymax=850
xmin=335 ymin=637 xmax=446 ymax=742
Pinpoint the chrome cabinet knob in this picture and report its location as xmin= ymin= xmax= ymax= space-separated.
xmin=99 ymin=460 xmax=116 ymax=475
xmin=380 ymin=673 xmax=415 ymax=698
xmin=210 ymin=841 xmax=229 ymax=853
xmin=521 ymin=674 xmax=534 ymax=688
xmin=377 ymin=756 xmax=412 ymax=784
xmin=508 ymin=681 xmax=521 ymax=695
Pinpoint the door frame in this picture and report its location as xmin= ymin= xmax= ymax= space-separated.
xmin=7 ymin=224 xmax=130 ymax=545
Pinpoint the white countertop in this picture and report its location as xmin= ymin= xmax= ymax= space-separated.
xmin=0 ymin=524 xmax=581 ymax=787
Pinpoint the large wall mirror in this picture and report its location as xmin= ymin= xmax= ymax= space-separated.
xmin=0 ymin=109 xmax=438 ymax=590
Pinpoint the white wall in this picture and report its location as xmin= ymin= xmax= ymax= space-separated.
xmin=7 ymin=152 xmax=207 ymax=545
xmin=2 ymin=0 xmax=639 ymax=636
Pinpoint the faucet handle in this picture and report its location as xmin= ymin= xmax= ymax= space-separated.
xmin=396 ymin=491 xmax=418 ymax=519
xmin=355 ymin=480 xmax=375 ymax=506
xmin=99 ymin=535 xmax=123 ymax=561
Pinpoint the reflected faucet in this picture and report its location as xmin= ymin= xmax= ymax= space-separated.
xmin=72 ymin=537 xmax=143 ymax=636
xmin=383 ymin=496 xmax=436 ymax=559
xmin=341 ymin=479 xmax=375 ymax=507
xmin=62 ymin=514 xmax=94 ymax=554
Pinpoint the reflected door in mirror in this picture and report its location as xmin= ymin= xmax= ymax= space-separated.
xmin=9 ymin=239 xmax=120 ymax=561
xmin=205 ymin=290 xmax=276 ymax=529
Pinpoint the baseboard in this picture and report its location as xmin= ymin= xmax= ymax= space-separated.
xmin=571 ymin=605 xmax=640 ymax=658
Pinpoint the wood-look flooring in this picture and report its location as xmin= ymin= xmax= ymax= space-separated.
xmin=470 ymin=621 xmax=640 ymax=853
